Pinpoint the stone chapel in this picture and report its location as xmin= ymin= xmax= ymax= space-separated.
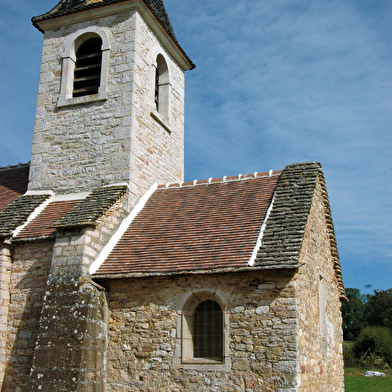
xmin=0 ymin=0 xmax=346 ymax=391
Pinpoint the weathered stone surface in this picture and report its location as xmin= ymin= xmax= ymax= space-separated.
xmin=101 ymin=270 xmax=299 ymax=391
xmin=295 ymin=179 xmax=344 ymax=391
xmin=29 ymin=8 xmax=186 ymax=196
xmin=1 ymin=241 xmax=53 ymax=391
xmin=27 ymin=278 xmax=108 ymax=392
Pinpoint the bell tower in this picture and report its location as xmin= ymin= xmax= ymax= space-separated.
xmin=30 ymin=0 xmax=194 ymax=200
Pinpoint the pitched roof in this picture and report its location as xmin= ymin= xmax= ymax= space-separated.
xmin=255 ymin=162 xmax=345 ymax=299
xmin=32 ymin=0 xmax=174 ymax=37
xmin=0 ymin=163 xmax=30 ymax=212
xmin=92 ymin=162 xmax=345 ymax=299
xmin=53 ymin=185 xmax=128 ymax=228
xmin=14 ymin=199 xmax=82 ymax=240
xmin=31 ymin=0 xmax=194 ymax=69
xmin=0 ymin=184 xmax=127 ymax=240
xmin=94 ymin=170 xmax=282 ymax=276
xmin=255 ymin=162 xmax=320 ymax=267
xmin=0 ymin=194 xmax=51 ymax=238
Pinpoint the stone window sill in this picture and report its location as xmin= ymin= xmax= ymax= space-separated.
xmin=150 ymin=110 xmax=172 ymax=133
xmin=179 ymin=358 xmax=231 ymax=371
xmin=57 ymin=92 xmax=107 ymax=108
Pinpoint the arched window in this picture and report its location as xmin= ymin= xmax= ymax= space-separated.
xmin=73 ymin=37 xmax=102 ymax=98
xmin=154 ymin=54 xmax=169 ymax=118
xmin=193 ymin=300 xmax=223 ymax=361
xmin=57 ymin=27 xmax=110 ymax=107
xmin=180 ymin=292 xmax=227 ymax=366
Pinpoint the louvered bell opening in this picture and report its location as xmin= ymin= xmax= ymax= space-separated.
xmin=193 ymin=300 xmax=223 ymax=361
xmin=73 ymin=38 xmax=102 ymax=98
xmin=154 ymin=66 xmax=160 ymax=111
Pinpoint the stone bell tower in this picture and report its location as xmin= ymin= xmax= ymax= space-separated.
xmin=22 ymin=2 xmax=194 ymax=391
xmin=30 ymin=0 xmax=194 ymax=199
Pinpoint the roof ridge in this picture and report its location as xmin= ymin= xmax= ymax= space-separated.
xmin=0 ymin=162 xmax=30 ymax=172
xmin=158 ymin=170 xmax=283 ymax=190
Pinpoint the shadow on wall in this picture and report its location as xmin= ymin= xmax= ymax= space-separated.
xmin=2 ymin=241 xmax=53 ymax=391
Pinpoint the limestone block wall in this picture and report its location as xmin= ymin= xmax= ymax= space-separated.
xmin=50 ymin=193 xmax=129 ymax=279
xmin=103 ymin=270 xmax=300 ymax=392
xmin=0 ymin=243 xmax=12 ymax=391
xmin=29 ymin=8 xmax=185 ymax=197
xmin=27 ymin=193 xmax=129 ymax=391
xmin=295 ymin=180 xmax=344 ymax=391
xmin=1 ymin=241 xmax=53 ymax=392
xmin=28 ymin=278 xmax=108 ymax=392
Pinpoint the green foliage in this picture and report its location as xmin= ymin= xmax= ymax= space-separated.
xmin=353 ymin=327 xmax=392 ymax=367
xmin=365 ymin=289 xmax=392 ymax=331
xmin=343 ymin=341 xmax=359 ymax=368
xmin=342 ymin=288 xmax=368 ymax=340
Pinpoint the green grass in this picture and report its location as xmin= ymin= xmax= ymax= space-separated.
xmin=345 ymin=375 xmax=392 ymax=392
xmin=345 ymin=368 xmax=392 ymax=392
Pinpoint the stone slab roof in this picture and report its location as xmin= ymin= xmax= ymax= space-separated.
xmin=255 ymin=163 xmax=320 ymax=267
xmin=94 ymin=171 xmax=281 ymax=276
xmin=14 ymin=199 xmax=82 ymax=240
xmin=53 ymin=185 xmax=128 ymax=228
xmin=0 ymin=194 xmax=51 ymax=238
xmin=31 ymin=0 xmax=194 ymax=68
xmin=0 ymin=163 xmax=30 ymax=212
xmin=32 ymin=0 xmax=176 ymax=40
xmin=255 ymin=162 xmax=345 ymax=298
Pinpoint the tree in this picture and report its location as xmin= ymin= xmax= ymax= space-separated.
xmin=353 ymin=326 xmax=392 ymax=366
xmin=342 ymin=288 xmax=368 ymax=340
xmin=365 ymin=289 xmax=392 ymax=331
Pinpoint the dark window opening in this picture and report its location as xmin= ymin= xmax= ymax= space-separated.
xmin=155 ymin=66 xmax=160 ymax=111
xmin=193 ymin=300 xmax=223 ymax=361
xmin=73 ymin=38 xmax=102 ymax=98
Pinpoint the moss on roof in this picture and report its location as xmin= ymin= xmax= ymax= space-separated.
xmin=0 ymin=194 xmax=51 ymax=237
xmin=53 ymin=185 xmax=128 ymax=228
xmin=33 ymin=0 xmax=175 ymax=40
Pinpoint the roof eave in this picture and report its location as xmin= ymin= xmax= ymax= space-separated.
xmin=92 ymin=263 xmax=303 ymax=280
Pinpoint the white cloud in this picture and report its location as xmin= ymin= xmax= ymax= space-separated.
xmin=0 ymin=0 xmax=391 ymax=291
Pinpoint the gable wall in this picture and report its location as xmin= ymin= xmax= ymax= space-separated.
xmin=295 ymin=179 xmax=344 ymax=391
xmin=1 ymin=241 xmax=53 ymax=392
xmin=103 ymin=269 xmax=300 ymax=391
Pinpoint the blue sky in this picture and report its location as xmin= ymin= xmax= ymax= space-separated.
xmin=0 ymin=0 xmax=391 ymax=294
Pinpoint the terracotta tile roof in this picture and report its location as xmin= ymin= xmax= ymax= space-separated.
xmin=32 ymin=0 xmax=195 ymax=69
xmin=0 ymin=163 xmax=30 ymax=212
xmin=14 ymin=200 xmax=82 ymax=240
xmin=53 ymin=185 xmax=128 ymax=228
xmin=94 ymin=171 xmax=281 ymax=276
xmin=0 ymin=194 xmax=51 ymax=238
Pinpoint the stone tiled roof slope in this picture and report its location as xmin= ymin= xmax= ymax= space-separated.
xmin=31 ymin=0 xmax=194 ymax=68
xmin=0 ymin=194 xmax=51 ymax=238
xmin=256 ymin=162 xmax=345 ymax=299
xmin=53 ymin=185 xmax=128 ymax=228
xmin=255 ymin=163 xmax=320 ymax=267
xmin=0 ymin=163 xmax=30 ymax=212
xmin=33 ymin=0 xmax=174 ymax=38
xmin=94 ymin=171 xmax=281 ymax=276
xmin=14 ymin=200 xmax=82 ymax=240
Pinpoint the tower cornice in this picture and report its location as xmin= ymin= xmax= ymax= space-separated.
xmin=33 ymin=0 xmax=195 ymax=71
